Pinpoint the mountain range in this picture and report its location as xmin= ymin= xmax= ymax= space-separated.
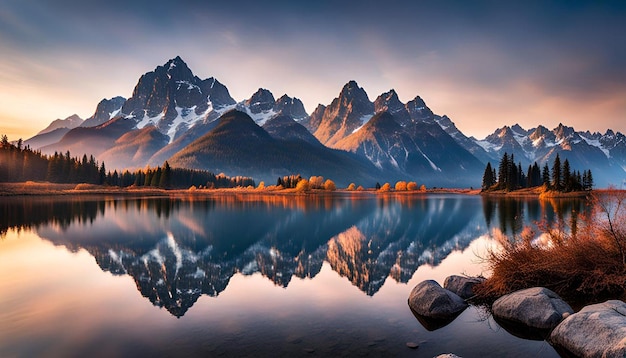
xmin=25 ymin=56 xmax=626 ymax=187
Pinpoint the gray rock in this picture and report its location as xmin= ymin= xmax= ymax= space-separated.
xmin=492 ymin=287 xmax=573 ymax=331
xmin=408 ymin=280 xmax=468 ymax=319
xmin=443 ymin=275 xmax=484 ymax=299
xmin=549 ymin=300 xmax=626 ymax=357
xmin=435 ymin=354 xmax=462 ymax=358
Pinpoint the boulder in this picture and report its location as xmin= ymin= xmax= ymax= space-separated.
xmin=492 ymin=287 xmax=573 ymax=332
xmin=549 ymin=300 xmax=626 ymax=357
xmin=408 ymin=280 xmax=468 ymax=319
xmin=443 ymin=275 xmax=484 ymax=299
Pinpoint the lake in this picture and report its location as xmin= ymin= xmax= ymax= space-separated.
xmin=0 ymin=193 xmax=587 ymax=357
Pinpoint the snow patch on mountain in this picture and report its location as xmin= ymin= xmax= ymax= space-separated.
xmin=110 ymin=108 xmax=121 ymax=119
xmin=352 ymin=114 xmax=374 ymax=134
xmin=241 ymin=106 xmax=277 ymax=126
xmin=580 ymin=134 xmax=611 ymax=158
xmin=476 ymin=140 xmax=501 ymax=152
xmin=135 ymin=110 xmax=165 ymax=129
xmin=421 ymin=151 xmax=441 ymax=171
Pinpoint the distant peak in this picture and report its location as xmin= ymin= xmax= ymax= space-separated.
xmin=66 ymin=114 xmax=83 ymax=121
xmin=382 ymin=89 xmax=398 ymax=101
xmin=254 ymin=87 xmax=271 ymax=94
xmin=339 ymin=80 xmax=369 ymax=101
xmin=407 ymin=95 xmax=426 ymax=108
xmin=164 ymin=56 xmax=187 ymax=70
xmin=168 ymin=56 xmax=187 ymax=66
xmin=248 ymin=88 xmax=275 ymax=102
xmin=511 ymin=123 xmax=526 ymax=133
xmin=345 ymin=80 xmax=359 ymax=88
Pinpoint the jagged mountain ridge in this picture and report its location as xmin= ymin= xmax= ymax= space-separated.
xmin=475 ymin=123 xmax=626 ymax=186
xmin=24 ymin=56 xmax=626 ymax=187
xmin=329 ymin=87 xmax=486 ymax=185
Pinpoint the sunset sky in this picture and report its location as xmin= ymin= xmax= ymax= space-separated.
xmin=1 ymin=0 xmax=625 ymax=140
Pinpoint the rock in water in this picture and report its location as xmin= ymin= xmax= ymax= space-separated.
xmin=492 ymin=287 xmax=573 ymax=332
xmin=408 ymin=280 xmax=468 ymax=319
xmin=549 ymin=300 xmax=626 ymax=357
xmin=443 ymin=275 xmax=484 ymax=299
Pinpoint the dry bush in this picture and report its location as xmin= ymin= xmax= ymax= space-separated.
xmin=395 ymin=181 xmax=407 ymax=191
xmin=378 ymin=183 xmax=391 ymax=192
xmin=407 ymin=182 xmax=418 ymax=191
xmin=295 ymin=179 xmax=310 ymax=193
xmin=323 ymin=179 xmax=336 ymax=191
xmin=475 ymin=191 xmax=626 ymax=305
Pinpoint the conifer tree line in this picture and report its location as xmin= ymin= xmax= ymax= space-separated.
xmin=481 ymin=152 xmax=593 ymax=192
xmin=0 ymin=134 xmax=254 ymax=189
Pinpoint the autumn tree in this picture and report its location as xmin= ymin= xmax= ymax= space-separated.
xmin=295 ymin=178 xmax=311 ymax=192
xmin=323 ymin=179 xmax=336 ymax=191
xmin=395 ymin=181 xmax=407 ymax=191
xmin=309 ymin=176 xmax=324 ymax=189
xmin=379 ymin=183 xmax=391 ymax=192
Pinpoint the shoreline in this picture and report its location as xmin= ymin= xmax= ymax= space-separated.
xmin=2 ymin=182 xmax=605 ymax=198
xmin=0 ymin=182 xmax=481 ymax=197
xmin=480 ymin=187 xmax=590 ymax=198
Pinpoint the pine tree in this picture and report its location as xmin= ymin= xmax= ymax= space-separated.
xmin=159 ymin=161 xmax=171 ymax=188
xmin=562 ymin=159 xmax=571 ymax=192
xmin=532 ymin=162 xmax=541 ymax=187
xmin=517 ymin=163 xmax=524 ymax=188
xmin=498 ymin=152 xmax=509 ymax=189
xmin=542 ymin=163 xmax=550 ymax=186
xmin=552 ymin=154 xmax=562 ymax=191
xmin=99 ymin=162 xmax=106 ymax=184
xmin=482 ymin=162 xmax=495 ymax=190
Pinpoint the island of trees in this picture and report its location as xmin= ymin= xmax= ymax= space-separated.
xmin=481 ymin=152 xmax=593 ymax=193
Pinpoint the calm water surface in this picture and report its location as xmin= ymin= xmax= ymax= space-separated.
xmin=0 ymin=194 xmax=586 ymax=357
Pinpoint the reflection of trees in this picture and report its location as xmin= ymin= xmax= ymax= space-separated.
xmin=0 ymin=197 xmax=104 ymax=236
xmin=481 ymin=196 xmax=589 ymax=237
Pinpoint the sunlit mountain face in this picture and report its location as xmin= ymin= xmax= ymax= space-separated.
xmin=0 ymin=194 xmax=585 ymax=317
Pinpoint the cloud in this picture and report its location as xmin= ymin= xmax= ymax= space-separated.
xmin=1 ymin=0 xmax=625 ymax=140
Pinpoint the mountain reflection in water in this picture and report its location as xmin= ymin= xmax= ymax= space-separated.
xmin=0 ymin=194 xmax=586 ymax=317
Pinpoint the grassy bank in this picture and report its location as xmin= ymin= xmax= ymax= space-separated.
xmin=481 ymin=186 xmax=589 ymax=198
xmin=0 ymin=181 xmax=481 ymax=197
xmin=474 ymin=189 xmax=626 ymax=305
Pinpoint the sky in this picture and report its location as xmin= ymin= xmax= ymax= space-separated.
xmin=1 ymin=0 xmax=625 ymax=140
